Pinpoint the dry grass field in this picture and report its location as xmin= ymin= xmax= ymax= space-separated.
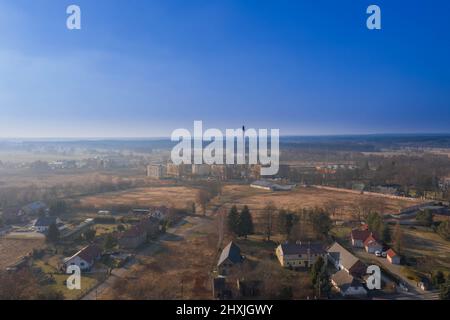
xmin=219 ymin=185 xmax=423 ymax=219
xmin=101 ymin=215 xmax=218 ymax=300
xmin=0 ymin=238 xmax=45 ymax=270
xmin=77 ymin=186 xmax=199 ymax=210
xmin=402 ymin=227 xmax=450 ymax=272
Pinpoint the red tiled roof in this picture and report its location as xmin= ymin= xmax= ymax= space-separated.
xmin=363 ymin=234 xmax=380 ymax=247
xmin=387 ymin=249 xmax=397 ymax=258
xmin=351 ymin=229 xmax=371 ymax=241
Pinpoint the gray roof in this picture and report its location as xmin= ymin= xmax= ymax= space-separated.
xmin=34 ymin=216 xmax=57 ymax=227
xmin=218 ymin=242 xmax=243 ymax=267
xmin=279 ymin=243 xmax=326 ymax=255
xmin=327 ymin=242 xmax=360 ymax=271
xmin=331 ymin=270 xmax=362 ymax=291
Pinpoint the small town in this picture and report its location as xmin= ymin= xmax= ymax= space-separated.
xmin=1 ymin=153 xmax=450 ymax=300
xmin=0 ymin=1 xmax=449 ymax=314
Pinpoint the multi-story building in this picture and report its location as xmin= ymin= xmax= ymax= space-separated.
xmin=276 ymin=242 xmax=327 ymax=268
xmin=147 ymin=164 xmax=166 ymax=179
xmin=211 ymin=165 xmax=229 ymax=180
xmin=192 ymin=164 xmax=211 ymax=176
xmin=166 ymin=163 xmax=192 ymax=178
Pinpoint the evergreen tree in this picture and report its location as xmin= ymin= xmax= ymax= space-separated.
xmin=227 ymin=205 xmax=239 ymax=236
xmin=432 ymin=271 xmax=446 ymax=288
xmin=237 ymin=206 xmax=254 ymax=238
xmin=310 ymin=256 xmax=330 ymax=298
xmin=381 ymin=223 xmax=391 ymax=243
xmin=46 ymin=223 xmax=60 ymax=243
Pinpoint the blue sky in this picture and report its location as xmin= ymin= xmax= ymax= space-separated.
xmin=0 ymin=0 xmax=449 ymax=137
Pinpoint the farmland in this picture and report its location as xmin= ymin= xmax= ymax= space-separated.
xmin=0 ymin=238 xmax=45 ymax=270
xmin=217 ymin=185 xmax=423 ymax=218
xmin=76 ymin=186 xmax=199 ymax=210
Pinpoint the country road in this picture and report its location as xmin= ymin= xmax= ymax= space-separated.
xmin=354 ymin=248 xmax=440 ymax=300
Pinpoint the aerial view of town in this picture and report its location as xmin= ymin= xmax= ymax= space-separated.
xmin=0 ymin=0 xmax=449 ymax=308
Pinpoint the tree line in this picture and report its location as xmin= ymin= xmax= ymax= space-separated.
xmin=226 ymin=203 xmax=333 ymax=241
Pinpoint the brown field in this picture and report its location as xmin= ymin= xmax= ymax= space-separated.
xmin=0 ymin=238 xmax=45 ymax=270
xmin=101 ymin=215 xmax=218 ymax=300
xmin=218 ymin=185 xmax=423 ymax=219
xmin=77 ymin=186 xmax=199 ymax=210
xmin=402 ymin=227 xmax=450 ymax=272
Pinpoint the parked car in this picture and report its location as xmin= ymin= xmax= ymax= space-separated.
xmin=381 ymin=251 xmax=388 ymax=258
xmin=399 ymin=282 xmax=409 ymax=292
xmin=375 ymin=250 xmax=382 ymax=257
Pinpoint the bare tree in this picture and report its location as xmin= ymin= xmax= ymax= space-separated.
xmin=196 ymin=189 xmax=211 ymax=215
xmin=324 ymin=200 xmax=339 ymax=219
xmin=262 ymin=202 xmax=276 ymax=241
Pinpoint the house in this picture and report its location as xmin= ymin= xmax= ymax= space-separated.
xmin=217 ymin=242 xmax=243 ymax=275
xmin=33 ymin=216 xmax=63 ymax=233
xmin=331 ymin=270 xmax=367 ymax=297
xmin=118 ymin=217 xmax=159 ymax=249
xmin=250 ymin=180 xmax=296 ymax=191
xmin=276 ymin=242 xmax=327 ymax=268
xmin=364 ymin=234 xmax=383 ymax=254
xmin=386 ymin=249 xmax=401 ymax=265
xmin=327 ymin=242 xmax=366 ymax=277
xmin=63 ymin=244 xmax=102 ymax=271
xmin=351 ymin=229 xmax=371 ymax=248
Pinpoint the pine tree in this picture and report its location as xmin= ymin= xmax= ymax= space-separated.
xmin=46 ymin=223 xmax=60 ymax=243
xmin=237 ymin=206 xmax=254 ymax=238
xmin=227 ymin=205 xmax=239 ymax=236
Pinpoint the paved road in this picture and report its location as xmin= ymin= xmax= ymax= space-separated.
xmin=81 ymin=215 xmax=208 ymax=300
xmin=354 ymin=248 xmax=440 ymax=300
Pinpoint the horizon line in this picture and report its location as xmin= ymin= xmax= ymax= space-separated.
xmin=1 ymin=132 xmax=450 ymax=141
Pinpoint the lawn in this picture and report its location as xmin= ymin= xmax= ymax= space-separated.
xmin=47 ymin=274 xmax=99 ymax=300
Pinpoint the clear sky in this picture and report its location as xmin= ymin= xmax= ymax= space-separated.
xmin=0 ymin=0 xmax=449 ymax=138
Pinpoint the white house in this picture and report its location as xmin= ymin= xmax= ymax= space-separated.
xmin=33 ymin=216 xmax=62 ymax=233
xmin=63 ymin=244 xmax=102 ymax=271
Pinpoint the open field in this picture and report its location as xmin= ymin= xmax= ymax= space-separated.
xmin=76 ymin=186 xmax=199 ymax=210
xmin=0 ymin=238 xmax=45 ymax=270
xmin=218 ymin=185 xmax=424 ymax=218
xmin=99 ymin=215 xmax=218 ymax=300
xmin=402 ymin=227 xmax=450 ymax=273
